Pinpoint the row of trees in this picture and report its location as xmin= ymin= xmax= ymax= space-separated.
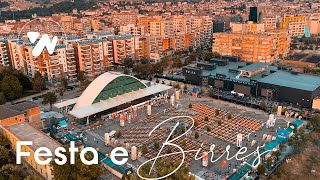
xmin=0 ymin=67 xmax=46 ymax=104
xmin=1 ymin=0 xmax=98 ymax=21
xmin=0 ymin=133 xmax=41 ymax=179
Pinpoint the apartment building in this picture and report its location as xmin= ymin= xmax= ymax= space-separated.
xmin=0 ymin=39 xmax=11 ymax=67
xmin=24 ymin=44 xmax=75 ymax=82
xmin=231 ymin=21 xmax=265 ymax=34
xmin=308 ymin=16 xmax=320 ymax=35
xmin=194 ymin=16 xmax=213 ymax=49
xmin=119 ymin=24 xmax=146 ymax=36
xmin=107 ymin=35 xmax=135 ymax=64
xmin=279 ymin=15 xmax=306 ymax=37
xmin=112 ymin=11 xmax=137 ymax=26
xmin=74 ymin=39 xmax=105 ymax=78
xmin=212 ymin=31 xmax=290 ymax=63
xmin=14 ymin=19 xmax=64 ymax=36
xmin=134 ymin=37 xmax=147 ymax=60
xmin=7 ymin=39 xmax=25 ymax=72
xmin=146 ymin=36 xmax=164 ymax=61
xmin=137 ymin=16 xmax=163 ymax=34
xmin=102 ymin=40 xmax=114 ymax=67
xmin=262 ymin=17 xmax=278 ymax=30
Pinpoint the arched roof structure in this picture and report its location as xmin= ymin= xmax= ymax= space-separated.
xmin=73 ymin=72 xmax=148 ymax=109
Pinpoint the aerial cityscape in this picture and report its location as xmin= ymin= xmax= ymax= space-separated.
xmin=0 ymin=0 xmax=320 ymax=179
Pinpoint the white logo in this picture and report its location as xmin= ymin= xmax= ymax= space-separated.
xmin=27 ymin=32 xmax=58 ymax=57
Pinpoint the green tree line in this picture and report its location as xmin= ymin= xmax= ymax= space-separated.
xmin=0 ymin=0 xmax=98 ymax=21
xmin=0 ymin=66 xmax=46 ymax=104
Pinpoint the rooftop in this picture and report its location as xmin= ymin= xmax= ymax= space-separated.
xmin=0 ymin=106 xmax=21 ymax=120
xmin=240 ymin=62 xmax=268 ymax=72
xmin=8 ymin=102 xmax=38 ymax=112
xmin=4 ymin=123 xmax=61 ymax=152
xmin=68 ymin=83 xmax=171 ymax=119
xmin=258 ymin=71 xmax=320 ymax=91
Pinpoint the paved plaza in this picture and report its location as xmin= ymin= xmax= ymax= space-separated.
xmin=79 ymin=92 xmax=291 ymax=180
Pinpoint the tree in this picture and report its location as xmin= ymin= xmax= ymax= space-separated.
xmin=215 ymin=109 xmax=220 ymax=116
xmin=257 ymin=164 xmax=266 ymax=175
xmin=212 ymin=51 xmax=221 ymax=58
xmin=181 ymin=126 xmax=186 ymax=133
xmin=202 ymin=51 xmax=214 ymax=61
xmin=154 ymin=141 xmax=160 ymax=149
xmin=172 ymin=57 xmax=183 ymax=68
xmin=80 ymin=80 xmax=91 ymax=91
xmin=194 ymin=119 xmax=199 ymax=127
xmin=136 ymin=159 xmax=195 ymax=180
xmin=123 ymin=68 xmax=130 ymax=74
xmin=1 ymin=75 xmax=23 ymax=101
xmin=16 ymin=73 xmax=33 ymax=90
xmin=77 ymin=71 xmax=86 ymax=82
xmin=42 ymin=92 xmax=57 ymax=110
xmin=208 ymin=91 xmax=214 ymax=97
xmin=218 ymin=120 xmax=222 ymax=125
xmin=116 ymin=131 xmax=122 ymax=138
xmin=188 ymin=103 xmax=192 ymax=108
xmin=0 ymin=146 xmax=10 ymax=167
xmin=272 ymin=106 xmax=277 ymax=113
xmin=273 ymin=150 xmax=281 ymax=158
xmin=0 ymin=133 xmax=9 ymax=146
xmin=123 ymin=58 xmax=134 ymax=69
xmin=174 ymin=83 xmax=180 ymax=89
xmin=204 ymin=116 xmax=209 ymax=121
xmin=200 ymin=87 xmax=205 ymax=95
xmin=181 ymin=139 xmax=187 ymax=147
xmin=32 ymin=72 xmax=46 ymax=92
xmin=195 ymin=132 xmax=199 ymax=139
xmin=227 ymin=114 xmax=232 ymax=120
xmin=142 ymin=145 xmax=148 ymax=155
xmin=260 ymin=100 xmax=267 ymax=110
xmin=0 ymin=92 xmax=6 ymax=105
xmin=51 ymin=151 xmax=104 ymax=180
xmin=156 ymin=79 xmax=159 ymax=83
xmin=311 ymin=114 xmax=320 ymax=132
xmin=183 ymin=84 xmax=188 ymax=91
xmin=190 ymin=54 xmax=197 ymax=62
xmin=0 ymin=164 xmax=24 ymax=179
xmin=60 ymin=77 xmax=68 ymax=90
xmin=266 ymin=157 xmax=273 ymax=166
xmin=206 ymin=126 xmax=211 ymax=132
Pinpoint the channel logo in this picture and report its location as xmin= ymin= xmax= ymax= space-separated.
xmin=27 ymin=32 xmax=58 ymax=57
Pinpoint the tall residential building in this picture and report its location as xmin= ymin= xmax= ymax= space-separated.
xmin=112 ymin=11 xmax=137 ymax=26
xmin=262 ymin=17 xmax=277 ymax=30
xmin=279 ymin=15 xmax=306 ymax=37
xmin=74 ymin=39 xmax=105 ymax=78
xmin=137 ymin=16 xmax=163 ymax=34
xmin=8 ymin=39 xmax=25 ymax=72
xmin=107 ymin=35 xmax=135 ymax=64
xmin=23 ymin=44 xmax=76 ymax=82
xmin=119 ymin=24 xmax=146 ymax=36
xmin=231 ymin=21 xmax=265 ymax=34
xmin=308 ymin=16 xmax=320 ymax=35
xmin=194 ymin=16 xmax=213 ymax=49
xmin=0 ymin=39 xmax=11 ymax=67
xmin=212 ymin=31 xmax=290 ymax=63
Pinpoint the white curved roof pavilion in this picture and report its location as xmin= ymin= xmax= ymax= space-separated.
xmin=54 ymin=72 xmax=171 ymax=119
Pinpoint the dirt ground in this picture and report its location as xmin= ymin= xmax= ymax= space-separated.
xmin=268 ymin=131 xmax=320 ymax=180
